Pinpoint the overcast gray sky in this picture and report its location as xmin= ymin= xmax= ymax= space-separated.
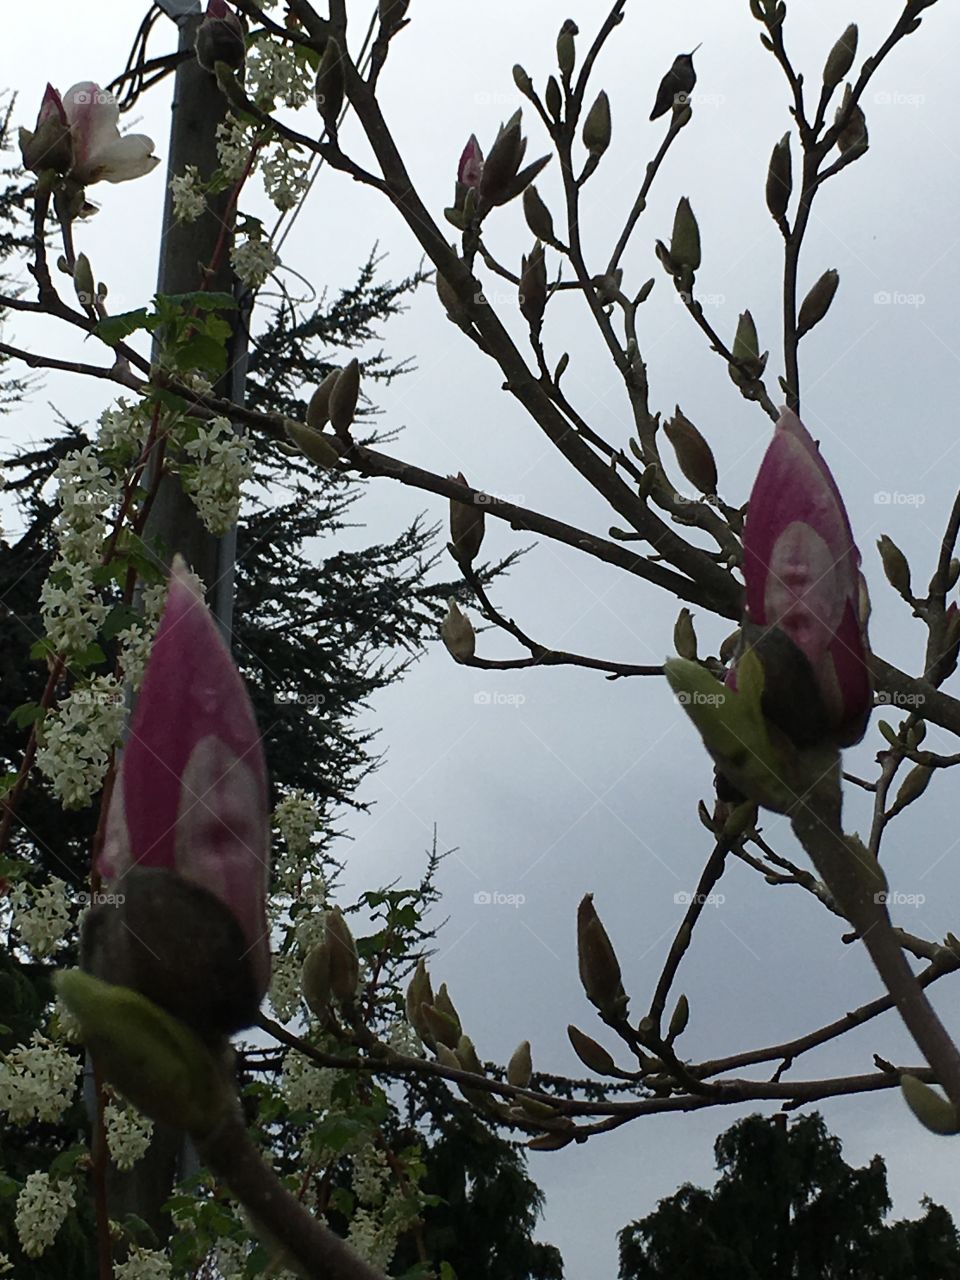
xmin=4 ymin=2 xmax=960 ymax=1276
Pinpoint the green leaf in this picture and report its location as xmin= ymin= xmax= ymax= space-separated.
xmin=50 ymin=1143 xmax=89 ymax=1176
xmin=161 ymin=291 xmax=237 ymax=313
xmin=7 ymin=702 xmax=44 ymax=730
xmin=328 ymin=1185 xmax=356 ymax=1217
xmin=94 ymin=308 xmax=152 ymax=345
xmin=102 ymin=603 xmax=142 ymax=641
xmin=71 ymin=641 xmax=107 ymax=671
xmin=29 ymin=637 xmax=56 ymax=661
xmin=174 ymin=334 xmax=228 ymax=375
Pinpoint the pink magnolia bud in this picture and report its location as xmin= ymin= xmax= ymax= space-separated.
xmin=741 ymin=408 xmax=871 ymax=747
xmin=458 ymin=134 xmax=484 ymax=190
xmin=196 ymin=0 xmax=247 ymax=73
xmin=94 ymin=560 xmax=270 ymax=1034
xmin=19 ymin=84 xmax=72 ymax=175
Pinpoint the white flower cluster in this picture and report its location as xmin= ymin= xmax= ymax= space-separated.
xmin=180 ymin=416 xmax=253 ymax=535
xmin=346 ymin=1204 xmax=400 ymax=1271
xmin=169 ymin=164 xmax=206 ymax=223
xmin=39 ymin=445 xmax=118 ymax=656
xmin=36 ymin=674 xmax=126 ymax=809
xmin=247 ymin=36 xmax=311 ymax=109
xmin=216 ymin=115 xmax=255 ymax=182
xmin=261 ymin=141 xmax=311 ymax=212
xmin=15 ymin=1172 xmax=75 ymax=1258
xmin=352 ymin=1144 xmax=389 ymax=1207
xmin=114 ymin=1246 xmax=172 ymax=1280
xmin=269 ymin=951 xmax=304 ymax=1023
xmin=9 ymin=875 xmax=72 ymax=957
xmin=97 ymin=398 xmax=147 ymax=463
xmin=231 ymin=235 xmax=279 ymax=290
xmin=117 ymin=581 xmax=167 ymax=690
xmin=274 ymin=790 xmax=320 ymax=858
xmin=0 ymin=1032 xmax=80 ymax=1125
xmin=279 ymin=1049 xmax=336 ymax=1114
xmin=105 ymin=1099 xmax=154 ymax=1170
xmin=386 ymin=1018 xmax=423 ymax=1058
xmin=0 ymin=1252 xmax=12 ymax=1274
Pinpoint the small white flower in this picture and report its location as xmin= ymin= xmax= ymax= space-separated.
xmin=10 ymin=876 xmax=73 ymax=957
xmin=36 ymin=675 xmax=126 ymax=809
xmin=105 ymin=1099 xmax=154 ymax=1170
xmin=231 ymin=235 xmax=279 ymax=290
xmin=169 ymin=164 xmax=207 ymax=223
xmin=114 ymin=1246 xmax=173 ymax=1280
xmin=15 ymin=1172 xmax=75 ymax=1258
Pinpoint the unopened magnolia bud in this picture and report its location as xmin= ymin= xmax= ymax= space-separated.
xmin=545 ymin=76 xmax=562 ymax=123
xmin=567 ymin=1024 xmax=617 ymax=1075
xmin=325 ymin=909 xmax=359 ymax=1003
xmin=435 ymin=1043 xmax=460 ymax=1070
xmin=582 ymin=91 xmax=611 ymax=157
xmin=719 ymin=629 xmax=740 ymax=665
xmin=307 ymin=368 xmax=340 ymax=429
xmin=513 ymin=64 xmax=534 ymax=99
xmin=315 ymin=38 xmax=345 ymax=132
xmin=421 ymin=1002 xmax=460 ymax=1049
xmin=196 ymin=1 xmax=246 ymax=74
xmin=670 ymin=197 xmax=700 ymax=272
xmin=285 ymin=420 xmax=341 ymax=469
xmin=766 ymin=132 xmax=792 ymax=222
xmin=379 ymin=0 xmax=410 ymax=30
xmin=301 ymin=941 xmax=332 ymax=1018
xmin=797 ymin=268 xmax=839 ymax=339
xmin=668 ymin=993 xmax=690 ymax=1040
xmin=434 ymin=982 xmax=462 ymax=1036
xmin=523 ymin=185 xmax=558 ymax=247
xmin=731 ymin=310 xmax=765 ymax=378
xmin=576 ymin=894 xmax=628 ymax=1019
xmin=674 ymin=608 xmax=698 ymax=661
xmin=329 ymin=357 xmax=360 ymax=434
xmin=436 ymin=272 xmax=471 ymax=329
xmin=664 ymin=408 xmax=717 ymax=495
xmin=654 ymin=239 xmax=677 ymax=277
xmin=823 ymin=23 xmax=858 ymax=90
xmin=449 ymin=472 xmax=485 ymax=564
xmin=480 ymin=113 xmax=524 ymax=203
xmin=528 ymin=1131 xmax=574 ymax=1151
xmin=948 ymin=560 xmax=960 ymax=592
xmin=507 ymin=1039 xmax=533 ymax=1087
xmin=891 ymin=764 xmax=932 ymax=815
xmin=456 ymin=1034 xmax=484 ymax=1074
xmin=517 ymin=1095 xmax=558 ymax=1121
xmin=440 ymin=599 xmax=475 ymax=662
xmin=901 ymin=1073 xmax=960 ymax=1135
xmin=405 ymin=959 xmax=433 ymax=1034
xmin=74 ymin=253 xmax=95 ymax=306
xmin=520 ymin=239 xmax=547 ymax=329
xmin=557 ymin=20 xmax=577 ymax=79
xmin=877 ymin=535 xmax=912 ymax=598
xmin=835 ymin=86 xmax=868 ymax=157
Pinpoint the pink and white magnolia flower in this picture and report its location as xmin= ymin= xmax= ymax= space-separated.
xmin=100 ymin=559 xmax=271 ymax=1003
xmin=741 ymin=407 xmax=872 ymax=747
xmin=61 ymin=82 xmax=159 ymax=185
xmin=458 ymin=134 xmax=483 ymax=190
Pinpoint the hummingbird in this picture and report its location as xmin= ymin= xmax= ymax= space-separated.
xmin=650 ymin=44 xmax=702 ymax=121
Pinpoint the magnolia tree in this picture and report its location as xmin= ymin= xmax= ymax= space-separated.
xmin=1 ymin=0 xmax=959 ymax=1276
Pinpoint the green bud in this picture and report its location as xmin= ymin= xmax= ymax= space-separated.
xmin=722 ymin=800 xmax=757 ymax=840
xmin=325 ymin=909 xmax=359 ymax=1003
xmin=55 ymin=970 xmax=231 ymax=1137
xmin=435 ymin=982 xmax=461 ymax=1031
xmin=576 ymin=894 xmax=629 ymax=1019
xmin=670 ymin=197 xmax=700 ymax=272
xmin=315 ymin=37 xmax=345 ymax=132
xmin=456 ymin=1034 xmax=484 ymax=1075
xmin=421 ymin=1002 xmax=460 ymax=1049
xmin=520 ymin=239 xmax=548 ymax=329
xmin=766 ymin=132 xmax=792 ymax=222
xmin=513 ymin=65 xmax=535 ymax=99
xmin=823 ymin=24 xmax=858 ymax=90
xmin=523 ymin=185 xmax=559 ymax=247
xmin=73 ymin=253 xmax=95 ymax=307
xmin=440 ymin=599 xmax=475 ymax=662
xmin=567 ymin=1024 xmax=618 ymax=1075
xmin=555 ymin=352 xmax=570 ymax=383
xmin=835 ymin=85 xmax=868 ymax=157
xmin=507 ymin=1039 xmax=533 ymax=1088
xmin=301 ymin=941 xmax=332 ymax=1018
xmin=435 ymin=1043 xmax=461 ymax=1070
xmin=405 ymin=959 xmax=434 ymax=1038
xmin=582 ymin=91 xmax=611 ymax=157
xmin=449 ymin=471 xmax=485 ymax=564
xmin=891 ymin=764 xmax=933 ymax=814
xmin=528 ymin=1131 xmax=574 ymax=1151
xmin=436 ymin=271 xmax=471 ymax=329
xmin=517 ymin=1094 xmax=558 ymax=1120
xmin=731 ymin=309 xmax=765 ymax=378
xmin=635 ymin=277 xmax=655 ymax=306
xmin=379 ymin=0 xmax=410 ymax=30
xmin=901 ymin=1073 xmax=960 ymax=1135
xmin=285 ymin=420 xmax=341 ymax=469
xmin=667 ymin=993 xmax=689 ymax=1040
xmin=948 ymin=559 xmax=960 ymax=592
xmin=877 ymin=719 xmax=900 ymax=747
xmin=674 ymin=608 xmax=698 ymax=661
xmin=545 ymin=76 xmax=562 ymax=123
xmin=877 ymin=535 xmax=912 ymax=598
xmin=663 ymin=408 xmax=717 ymax=495
xmin=328 ymin=357 xmax=360 ymax=434
xmin=307 ymin=368 xmax=340 ymax=430
xmin=654 ymin=239 xmax=677 ymax=277
xmin=557 ymin=20 xmax=577 ymax=80
xmin=797 ymin=269 xmax=839 ymax=339
xmin=481 ymin=116 xmax=525 ymax=204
